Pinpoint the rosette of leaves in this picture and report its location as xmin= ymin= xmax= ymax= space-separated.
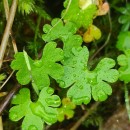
xmin=42 ymin=18 xmax=118 ymax=104
xmin=58 ymin=46 xmax=119 ymax=105
xmin=116 ymin=31 xmax=130 ymax=51
xmin=117 ymin=49 xmax=130 ymax=83
xmin=9 ymin=87 xmax=61 ymax=130
xmin=62 ymin=0 xmax=97 ymax=28
xmin=11 ymin=42 xmax=64 ymax=90
xmin=57 ymin=98 xmax=76 ymax=122
xmin=42 ymin=18 xmax=82 ymax=57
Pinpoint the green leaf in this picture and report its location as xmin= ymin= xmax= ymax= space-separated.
xmin=57 ymin=98 xmax=76 ymax=122
xmin=62 ymin=0 xmax=97 ymax=28
xmin=118 ymin=15 xmax=130 ymax=24
xmin=42 ymin=18 xmax=78 ymax=42
xmin=30 ymin=87 xmax=61 ymax=125
xmin=9 ymin=88 xmax=31 ymax=121
xmin=116 ymin=31 xmax=130 ymax=51
xmin=22 ymin=112 xmax=44 ymax=130
xmin=117 ymin=49 xmax=130 ymax=83
xmin=117 ymin=4 xmax=130 ymax=31
xmin=92 ymin=58 xmax=119 ymax=101
xmin=11 ymin=42 xmax=64 ymax=90
xmin=9 ymin=88 xmax=43 ymax=130
xmin=58 ymin=46 xmax=119 ymax=104
xmin=9 ymin=87 xmax=61 ymax=129
xmin=121 ymin=22 xmax=130 ymax=32
xmin=0 ymin=73 xmax=6 ymax=83
xmin=42 ymin=19 xmax=82 ymax=57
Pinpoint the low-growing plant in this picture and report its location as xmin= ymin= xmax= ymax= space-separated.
xmin=8 ymin=0 xmax=120 ymax=129
xmin=1 ymin=0 xmax=130 ymax=130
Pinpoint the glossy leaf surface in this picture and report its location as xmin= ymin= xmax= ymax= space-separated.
xmin=62 ymin=0 xmax=97 ymax=28
xmin=58 ymin=46 xmax=119 ymax=104
xmin=9 ymin=87 xmax=61 ymax=129
xmin=117 ymin=49 xmax=130 ymax=83
xmin=31 ymin=87 xmax=61 ymax=125
xmin=11 ymin=42 xmax=64 ymax=90
xmin=9 ymin=88 xmax=43 ymax=130
xmin=116 ymin=31 xmax=130 ymax=51
xmin=42 ymin=19 xmax=82 ymax=57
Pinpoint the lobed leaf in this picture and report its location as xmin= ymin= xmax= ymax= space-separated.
xmin=118 ymin=4 xmax=130 ymax=31
xmin=62 ymin=0 xmax=97 ymax=28
xmin=42 ymin=18 xmax=78 ymax=42
xmin=91 ymin=58 xmax=119 ymax=101
xmin=9 ymin=87 xmax=61 ymax=129
xmin=117 ymin=49 xmax=130 ymax=83
xmin=42 ymin=19 xmax=82 ymax=57
xmin=9 ymin=88 xmax=43 ymax=130
xmin=57 ymin=98 xmax=76 ymax=122
xmin=22 ymin=111 xmax=43 ymax=130
xmin=116 ymin=31 xmax=130 ymax=51
xmin=11 ymin=42 xmax=64 ymax=90
xmin=58 ymin=46 xmax=119 ymax=105
xmin=30 ymin=87 xmax=61 ymax=125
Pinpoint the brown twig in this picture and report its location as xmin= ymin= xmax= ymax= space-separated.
xmin=89 ymin=10 xmax=112 ymax=62
xmin=0 ymin=0 xmax=18 ymax=69
xmin=3 ymin=0 xmax=18 ymax=54
xmin=70 ymin=102 xmax=100 ymax=130
xmin=0 ymin=71 xmax=15 ymax=90
xmin=0 ymin=83 xmax=21 ymax=115
xmin=0 ymin=83 xmax=20 ymax=130
xmin=0 ymin=1 xmax=18 ymax=128
xmin=10 ymin=30 xmax=18 ymax=53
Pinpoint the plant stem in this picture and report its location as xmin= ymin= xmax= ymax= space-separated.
xmin=0 ymin=117 xmax=3 ymax=130
xmin=124 ymin=83 xmax=130 ymax=120
xmin=0 ymin=71 xmax=15 ymax=90
xmin=0 ymin=83 xmax=21 ymax=115
xmin=34 ymin=16 xmax=41 ymax=59
xmin=70 ymin=102 xmax=99 ymax=130
xmin=0 ymin=0 xmax=18 ymax=69
xmin=89 ymin=7 xmax=112 ymax=62
xmin=3 ymin=0 xmax=9 ymax=19
xmin=3 ymin=0 xmax=18 ymax=54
